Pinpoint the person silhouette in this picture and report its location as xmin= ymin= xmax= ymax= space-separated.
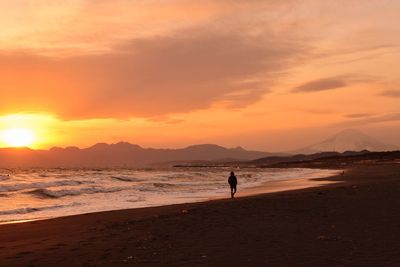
xmin=228 ymin=171 xmax=238 ymax=198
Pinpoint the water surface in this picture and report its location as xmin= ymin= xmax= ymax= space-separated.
xmin=0 ymin=167 xmax=339 ymax=223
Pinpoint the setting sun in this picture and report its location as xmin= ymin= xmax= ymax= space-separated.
xmin=1 ymin=128 xmax=36 ymax=148
xmin=0 ymin=113 xmax=60 ymax=149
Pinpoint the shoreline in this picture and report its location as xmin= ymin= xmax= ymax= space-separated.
xmin=0 ymin=169 xmax=342 ymax=225
xmin=234 ymin=174 xmax=341 ymax=198
xmin=208 ymin=171 xmax=342 ymax=201
xmin=2 ymin=164 xmax=400 ymax=266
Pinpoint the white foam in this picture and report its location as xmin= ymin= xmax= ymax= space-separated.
xmin=0 ymin=180 xmax=88 ymax=193
xmin=0 ymin=202 xmax=81 ymax=216
xmin=29 ymin=186 xmax=127 ymax=199
xmin=0 ymin=175 xmax=10 ymax=181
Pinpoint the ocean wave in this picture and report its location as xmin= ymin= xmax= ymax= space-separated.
xmin=137 ymin=182 xmax=179 ymax=192
xmin=0 ymin=202 xmax=81 ymax=216
xmin=155 ymin=172 xmax=210 ymax=180
xmin=29 ymin=186 xmax=126 ymax=199
xmin=126 ymin=196 xmax=145 ymax=203
xmin=187 ymin=172 xmax=209 ymax=177
xmin=0 ymin=180 xmax=89 ymax=193
xmin=153 ymin=182 xmax=176 ymax=188
xmin=111 ymin=176 xmax=143 ymax=182
xmin=0 ymin=175 xmax=10 ymax=181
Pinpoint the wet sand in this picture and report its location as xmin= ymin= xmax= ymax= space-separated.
xmin=1 ymin=164 xmax=400 ymax=266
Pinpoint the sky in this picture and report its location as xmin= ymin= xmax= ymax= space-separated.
xmin=0 ymin=0 xmax=399 ymax=151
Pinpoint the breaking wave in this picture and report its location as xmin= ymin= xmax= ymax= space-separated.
xmin=111 ymin=176 xmax=143 ymax=182
xmin=0 ymin=202 xmax=81 ymax=216
xmin=153 ymin=182 xmax=176 ymax=188
xmin=29 ymin=186 xmax=127 ymax=199
xmin=0 ymin=180 xmax=90 ymax=193
xmin=0 ymin=175 xmax=10 ymax=181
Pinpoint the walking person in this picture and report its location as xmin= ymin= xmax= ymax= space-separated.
xmin=228 ymin=171 xmax=238 ymax=198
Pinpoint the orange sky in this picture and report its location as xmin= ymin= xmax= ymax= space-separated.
xmin=0 ymin=0 xmax=399 ymax=151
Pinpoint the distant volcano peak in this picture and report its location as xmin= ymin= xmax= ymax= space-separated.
xmin=293 ymin=129 xmax=398 ymax=154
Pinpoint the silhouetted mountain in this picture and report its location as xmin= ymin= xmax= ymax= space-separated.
xmin=251 ymin=150 xmax=400 ymax=169
xmin=292 ymin=129 xmax=398 ymax=154
xmin=250 ymin=150 xmax=372 ymax=166
xmin=0 ymin=143 xmax=281 ymax=167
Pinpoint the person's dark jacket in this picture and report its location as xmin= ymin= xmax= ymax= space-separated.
xmin=228 ymin=175 xmax=237 ymax=186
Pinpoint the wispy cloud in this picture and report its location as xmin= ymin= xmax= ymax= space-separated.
xmin=292 ymin=77 xmax=347 ymax=93
xmin=380 ymin=90 xmax=400 ymax=98
xmin=334 ymin=112 xmax=400 ymax=127
xmin=291 ymin=75 xmax=377 ymax=93
xmin=345 ymin=113 xmax=374 ymax=118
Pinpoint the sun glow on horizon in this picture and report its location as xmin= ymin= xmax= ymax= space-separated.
xmin=0 ymin=113 xmax=60 ymax=149
xmin=1 ymin=128 xmax=36 ymax=148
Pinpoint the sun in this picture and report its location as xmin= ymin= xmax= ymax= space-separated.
xmin=2 ymin=128 xmax=36 ymax=148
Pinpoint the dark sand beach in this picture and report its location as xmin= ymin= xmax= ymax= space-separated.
xmin=1 ymin=163 xmax=400 ymax=266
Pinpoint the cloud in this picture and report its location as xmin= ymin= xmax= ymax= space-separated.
xmin=292 ymin=77 xmax=348 ymax=93
xmin=1 ymin=0 xmax=398 ymax=125
xmin=0 ymin=29 xmax=307 ymax=119
xmin=293 ymin=108 xmax=333 ymax=114
xmin=334 ymin=112 xmax=400 ymax=128
xmin=380 ymin=90 xmax=400 ymax=98
xmin=345 ymin=113 xmax=374 ymax=118
xmin=291 ymin=75 xmax=377 ymax=93
xmin=0 ymin=0 xmax=301 ymax=57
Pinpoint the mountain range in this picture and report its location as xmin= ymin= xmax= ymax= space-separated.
xmin=0 ymin=143 xmax=281 ymax=168
xmin=0 ymin=129 xmax=397 ymax=167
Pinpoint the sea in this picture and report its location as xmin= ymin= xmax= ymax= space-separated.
xmin=0 ymin=167 xmax=339 ymax=223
